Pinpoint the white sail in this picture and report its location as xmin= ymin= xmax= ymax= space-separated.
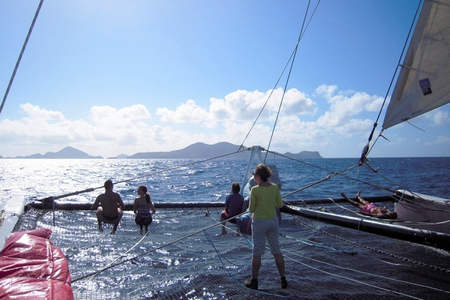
xmin=382 ymin=0 xmax=450 ymax=130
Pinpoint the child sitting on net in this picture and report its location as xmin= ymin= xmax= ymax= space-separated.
xmin=220 ymin=182 xmax=244 ymax=235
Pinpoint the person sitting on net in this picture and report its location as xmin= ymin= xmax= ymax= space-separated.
xmin=341 ymin=192 xmax=397 ymax=219
xmin=220 ymin=182 xmax=244 ymax=235
xmin=133 ymin=185 xmax=156 ymax=235
xmin=92 ymin=179 xmax=124 ymax=234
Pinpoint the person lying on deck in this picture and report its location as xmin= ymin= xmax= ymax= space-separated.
xmin=92 ymin=179 xmax=124 ymax=234
xmin=220 ymin=182 xmax=244 ymax=235
xmin=133 ymin=185 xmax=156 ymax=235
xmin=341 ymin=192 xmax=397 ymax=219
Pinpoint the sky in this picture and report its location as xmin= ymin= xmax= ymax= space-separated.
xmin=0 ymin=0 xmax=449 ymax=158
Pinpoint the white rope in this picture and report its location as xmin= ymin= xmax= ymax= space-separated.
xmin=283 ymin=250 xmax=450 ymax=295
xmin=281 ymin=164 xmax=359 ymax=199
xmin=90 ymin=231 xmax=150 ymax=281
xmin=217 ymin=216 xmax=426 ymax=299
xmin=288 ymin=211 xmax=450 ymax=273
xmin=267 ymin=149 xmax=396 ymax=193
xmin=282 ymin=254 xmax=423 ymax=300
xmin=72 ymin=209 xmax=249 ymax=282
xmin=203 ymin=230 xmax=289 ymax=299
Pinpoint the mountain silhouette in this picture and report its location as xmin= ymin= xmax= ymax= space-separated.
xmin=15 ymin=146 xmax=102 ymax=159
xmin=125 ymin=142 xmax=322 ymax=159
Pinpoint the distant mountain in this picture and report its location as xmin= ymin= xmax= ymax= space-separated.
xmin=15 ymin=146 xmax=102 ymax=159
xmin=129 ymin=142 xmax=241 ymax=159
xmin=124 ymin=142 xmax=323 ymax=159
xmin=284 ymin=151 xmax=322 ymax=159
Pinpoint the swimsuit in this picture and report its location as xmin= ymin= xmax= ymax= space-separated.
xmin=135 ymin=208 xmax=152 ymax=226
xmin=361 ymin=203 xmax=376 ymax=214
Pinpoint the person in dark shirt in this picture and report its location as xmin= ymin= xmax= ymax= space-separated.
xmin=92 ymin=179 xmax=124 ymax=234
xmin=133 ymin=185 xmax=156 ymax=235
xmin=220 ymin=182 xmax=244 ymax=235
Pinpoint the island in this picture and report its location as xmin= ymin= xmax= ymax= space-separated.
xmin=13 ymin=146 xmax=102 ymax=159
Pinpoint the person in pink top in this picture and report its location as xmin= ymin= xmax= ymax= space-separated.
xmin=341 ymin=192 xmax=397 ymax=219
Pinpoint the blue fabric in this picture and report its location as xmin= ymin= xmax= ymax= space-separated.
xmin=225 ymin=193 xmax=244 ymax=217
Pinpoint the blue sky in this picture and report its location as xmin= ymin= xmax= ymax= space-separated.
xmin=0 ymin=0 xmax=449 ymax=157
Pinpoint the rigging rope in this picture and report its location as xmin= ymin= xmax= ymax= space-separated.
xmin=282 ymin=254 xmax=423 ymax=300
xmin=264 ymin=0 xmax=313 ymax=162
xmin=217 ymin=216 xmax=429 ymax=299
xmin=266 ymin=148 xmax=396 ymax=193
xmin=203 ymin=230 xmax=289 ymax=299
xmin=281 ymin=164 xmax=358 ymax=199
xmin=290 ymin=211 xmax=450 ymax=273
xmin=287 ymin=251 xmax=450 ymax=295
xmin=72 ymin=163 xmax=359 ymax=283
xmin=360 ymin=162 xmax=449 ymax=209
xmin=90 ymin=231 xmax=150 ymax=281
xmin=0 ymin=0 xmax=44 ymax=115
xmin=71 ymin=210 xmax=249 ymax=283
xmin=362 ymin=0 xmax=423 ymax=156
xmin=239 ymin=0 xmax=321 ymax=150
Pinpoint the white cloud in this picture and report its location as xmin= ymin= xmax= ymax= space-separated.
xmin=157 ymin=88 xmax=317 ymax=127
xmin=0 ymin=85 xmax=408 ymax=157
xmin=424 ymin=109 xmax=450 ymax=126
xmin=0 ymin=103 xmax=210 ymax=157
xmin=333 ymin=119 xmax=372 ymax=136
xmin=315 ymin=84 xmax=383 ymax=128
xmin=156 ymin=99 xmax=216 ymax=128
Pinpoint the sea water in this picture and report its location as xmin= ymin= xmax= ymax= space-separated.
xmin=1 ymin=157 xmax=450 ymax=299
xmin=1 ymin=157 xmax=449 ymax=205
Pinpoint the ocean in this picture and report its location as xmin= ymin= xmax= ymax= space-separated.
xmin=1 ymin=157 xmax=450 ymax=299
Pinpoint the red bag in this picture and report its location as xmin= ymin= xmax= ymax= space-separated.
xmin=0 ymin=229 xmax=73 ymax=300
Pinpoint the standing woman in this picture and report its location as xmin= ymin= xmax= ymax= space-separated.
xmin=245 ymin=163 xmax=287 ymax=290
xmin=133 ymin=185 xmax=156 ymax=235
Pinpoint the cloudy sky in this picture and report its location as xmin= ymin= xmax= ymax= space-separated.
xmin=0 ymin=0 xmax=449 ymax=158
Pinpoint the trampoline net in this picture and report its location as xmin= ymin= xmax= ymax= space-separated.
xmin=13 ymin=206 xmax=450 ymax=300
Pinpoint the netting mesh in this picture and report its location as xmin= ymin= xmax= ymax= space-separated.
xmin=14 ymin=208 xmax=285 ymax=299
xmin=12 ymin=206 xmax=450 ymax=299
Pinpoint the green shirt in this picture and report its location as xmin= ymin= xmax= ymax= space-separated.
xmin=249 ymin=183 xmax=283 ymax=219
